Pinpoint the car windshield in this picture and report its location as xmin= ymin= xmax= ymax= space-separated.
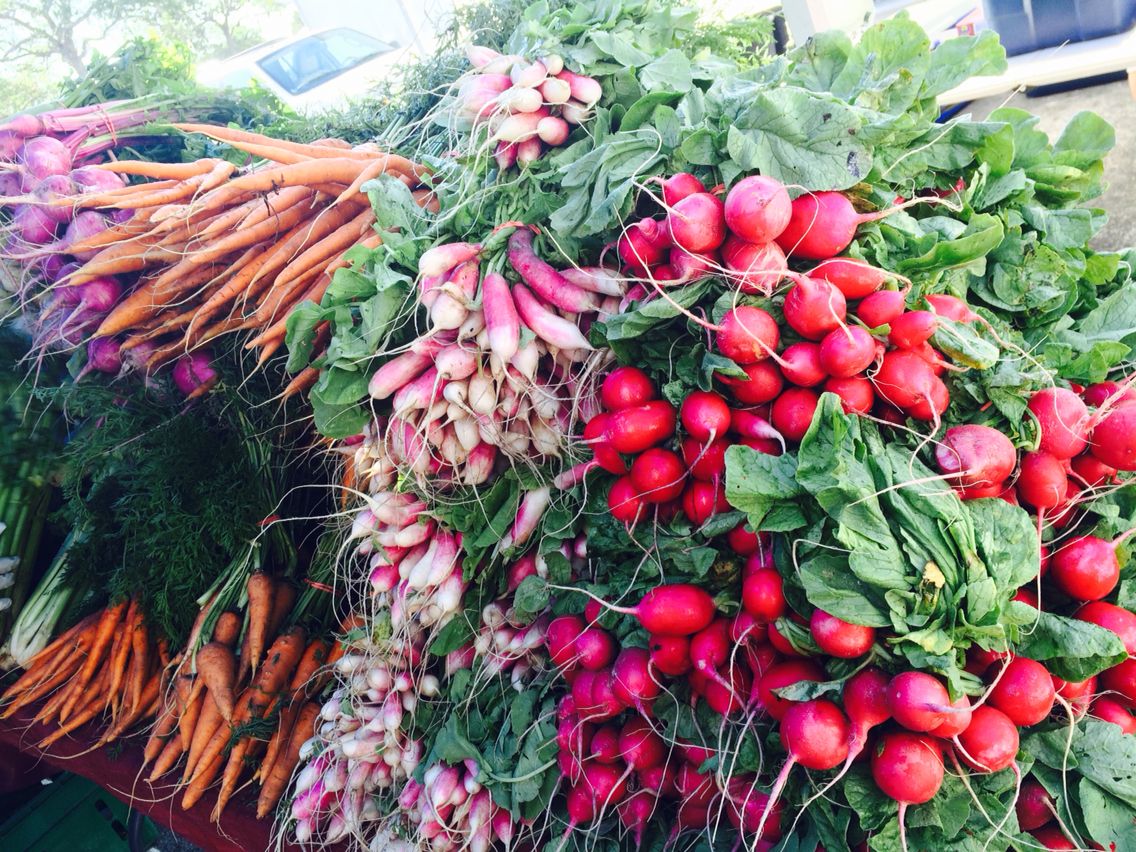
xmin=256 ymin=28 xmax=395 ymax=95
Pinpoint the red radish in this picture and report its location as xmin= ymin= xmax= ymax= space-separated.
xmin=925 ymin=293 xmax=978 ymax=322
xmin=767 ymin=620 xmax=803 ymax=657
xmin=494 ymin=140 xmax=518 ymax=170
xmin=649 ymin=263 xmax=677 ymax=282
xmin=689 ymin=618 xmax=731 ymax=678
xmin=888 ymin=310 xmax=938 ymax=349
xmin=809 ymin=610 xmax=874 ymax=658
xmin=716 ymin=306 xmax=780 ymax=364
xmin=701 ymin=662 xmax=752 ymax=715
xmin=588 ymin=670 xmax=625 ymax=720
xmin=1028 ymin=388 xmax=1089 ymax=460
xmin=934 ymin=425 xmax=1017 ymax=489
xmin=419 ymin=241 xmax=481 ymax=277
xmin=871 ymin=732 xmax=944 ymax=852
xmin=669 ymin=248 xmax=717 ymax=283
xmin=577 ymin=628 xmax=616 ymax=671
xmin=582 ymin=761 xmax=628 ymax=808
xmin=956 ymin=705 xmax=1019 ymax=773
xmin=1084 ymin=381 xmax=1136 ymax=408
xmin=780 ymin=342 xmax=826 ymax=387
xmin=682 ymin=437 xmax=727 ymax=482
xmin=731 ymin=409 xmax=782 ymax=445
xmin=1090 ymin=402 xmax=1136 ymax=471
xmin=756 ymin=660 xmax=825 ymax=720
xmin=649 ymin=634 xmax=691 ymax=677
xmin=783 ymin=277 xmax=847 ymax=340
xmin=605 ymin=400 xmax=676 ymax=454
xmin=727 ymin=524 xmax=761 ymax=555
xmin=775 ymin=191 xmax=880 ymax=260
xmin=771 ymin=388 xmax=819 ymax=443
xmin=548 ymin=616 xmax=585 ymax=668
xmin=601 ymin=366 xmax=655 ymax=410
xmin=824 ymin=376 xmax=874 ymax=414
xmin=1050 ymin=534 xmax=1129 ymax=601
xmin=928 ymin=694 xmax=973 ymax=738
xmin=630 ymin=448 xmax=686 ymax=503
xmin=513 ymin=282 xmax=593 ymax=350
xmin=638 ymin=764 xmax=676 ymax=796
xmin=988 ymin=658 xmax=1055 ymax=726
xmin=754 ymin=699 xmax=849 ymax=838
xmin=818 ymin=326 xmax=877 ymax=378
xmin=720 ymin=360 xmax=783 ymax=404
xmin=608 ymin=476 xmax=643 ymax=524
xmin=681 ymin=479 xmax=728 ymax=526
xmin=841 ymin=667 xmax=892 ymax=746
xmin=667 ymin=192 xmax=725 ymax=253
xmin=809 ymin=257 xmax=889 ymax=299
xmin=871 ymin=350 xmax=939 ymax=411
xmin=724 ymin=778 xmax=782 ymax=837
xmin=618 ymin=218 xmax=670 ymax=273
xmin=617 ymin=790 xmax=655 ymax=846
xmin=907 ymin=376 xmax=950 ymax=422
xmin=1014 ymin=587 xmax=1040 ymax=608
xmin=584 ymin=414 xmax=628 ymax=475
xmin=888 ymin=672 xmax=950 ymax=732
xmin=589 ymin=726 xmax=620 ymax=763
xmin=1076 ymin=602 xmax=1136 ymax=654
xmin=1070 ymin=453 xmax=1117 ymax=486
xmin=911 ymin=341 xmax=950 ymax=375
xmin=482 ymin=271 xmax=520 ymax=361
xmin=617 ymin=717 xmax=664 ymax=770
xmin=598 ymin=584 xmax=716 ymax=636
xmin=1102 ymin=658 xmax=1136 ymax=704
xmin=1016 ymin=779 xmax=1055 ymax=831
xmin=1017 ymin=452 xmax=1068 ymax=511
xmin=743 ymin=568 xmax=786 ymax=623
xmin=723 ymin=175 xmax=791 ymax=244
xmin=661 ymin=172 xmax=706 ymax=206
xmin=722 ymin=235 xmax=787 ymax=294
xmin=857 ymin=289 xmax=907 ymax=328
xmin=1092 ymin=696 xmax=1136 ymax=734
xmin=1029 ymin=825 xmax=1077 ymax=850
xmin=680 ymin=391 xmax=731 ymax=442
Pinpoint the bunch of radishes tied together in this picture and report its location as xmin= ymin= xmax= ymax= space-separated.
xmin=290 ymin=654 xmax=431 ymax=845
xmin=399 ymin=760 xmax=519 ymax=852
xmin=368 ymin=230 xmax=614 ymax=485
xmin=456 ymin=46 xmax=602 ymax=169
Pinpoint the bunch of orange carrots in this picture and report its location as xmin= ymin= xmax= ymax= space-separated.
xmin=141 ymin=571 xmax=340 ymax=822
xmin=57 ymin=125 xmax=430 ymax=395
xmin=0 ymin=598 xmax=165 ymax=750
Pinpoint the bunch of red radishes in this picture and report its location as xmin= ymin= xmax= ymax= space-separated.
xmin=458 ymin=46 xmax=601 ymax=169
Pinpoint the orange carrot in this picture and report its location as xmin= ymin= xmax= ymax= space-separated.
xmin=96 ymin=160 xmax=219 ymax=179
xmin=281 ymin=366 xmax=319 ymax=400
xmin=191 ymin=159 xmax=371 ymax=213
xmin=195 ymin=641 xmax=238 ymax=721
xmin=177 ymin=675 xmax=202 ymax=752
xmin=143 ymin=695 xmax=180 ymax=766
xmin=182 ymin=748 xmax=225 ymax=810
xmin=245 ymin=573 xmax=277 ymax=676
xmin=257 ymin=702 xmax=319 ymax=819
xmin=106 ymin=601 xmax=137 ymax=711
xmin=38 ymin=665 xmax=112 ymax=748
xmin=266 ymin=582 xmax=298 ymax=644
xmin=212 ymin=611 xmax=242 ymax=647
xmin=129 ymin=618 xmax=150 ymax=712
xmin=172 ymin=124 xmax=377 ymax=161
xmin=148 ymin=733 xmax=185 ymax=782
xmin=60 ymin=601 xmax=125 ymax=721
xmin=184 ymin=693 xmax=223 ymax=782
xmin=256 ymin=705 xmax=295 ymax=784
xmin=212 ymin=736 xmax=252 ymax=821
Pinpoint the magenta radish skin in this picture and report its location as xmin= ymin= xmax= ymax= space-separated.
xmin=512 ymin=283 xmax=592 ymax=351
xmin=1050 ymin=535 xmax=1121 ymax=601
xmin=419 ymin=242 xmax=481 ymax=278
xmin=171 ymin=350 xmax=218 ymax=397
xmin=824 ymin=376 xmax=875 ymax=414
xmin=716 ymin=306 xmax=780 ymax=364
xmin=756 ymin=661 xmax=824 ymax=720
xmin=771 ymin=388 xmax=819 ymax=443
xmin=666 ymin=192 xmax=726 ymax=253
xmin=887 ymin=672 xmax=950 ymax=732
xmin=721 ymin=235 xmax=787 ymax=294
xmin=1090 ymin=403 xmax=1136 ymax=470
xmin=809 ymin=610 xmax=875 ymax=658
xmin=607 ymin=476 xmax=643 ymax=524
xmin=934 ymin=424 xmax=1016 ymax=489
xmin=618 ymin=717 xmax=665 ymax=770
xmin=809 ymin=257 xmax=889 ymax=299
xmin=857 ymin=289 xmax=907 ymax=328
xmin=783 ymin=277 xmax=848 ymax=340
xmin=723 ymin=175 xmax=791 ymax=244
xmin=1028 ymin=388 xmax=1089 ymax=459
xmin=818 ymin=326 xmax=876 ymax=378
xmin=1017 ymin=452 xmax=1068 ymax=511
xmin=957 ymin=706 xmax=1019 ymax=773
xmin=681 ymin=438 xmax=726 ymax=481
xmin=742 ymin=568 xmax=785 ymax=623
xmin=617 ymin=218 xmax=670 ymax=273
xmin=662 ymin=172 xmax=706 ymax=206
xmin=648 ymin=634 xmax=691 ymax=677
xmin=601 ymin=366 xmax=655 ymax=410
xmin=612 ymin=647 xmax=661 ymax=705
xmin=508 ymin=229 xmax=597 ymax=313
xmin=605 ymin=400 xmax=676 ymax=454
xmin=629 ymin=448 xmax=685 ymax=503
xmin=614 ymin=584 xmax=715 ymax=636
xmin=778 ymin=342 xmax=825 ymax=387
xmin=576 ymin=628 xmax=616 ymax=671
xmin=1076 ymin=602 xmax=1136 ymax=654
xmin=84 ymin=337 xmax=122 ymax=375
xmin=775 ymin=191 xmax=874 ymax=260
xmin=680 ymin=391 xmax=731 ymax=442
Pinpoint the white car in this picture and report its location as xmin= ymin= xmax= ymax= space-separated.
xmin=197 ymin=28 xmax=405 ymax=112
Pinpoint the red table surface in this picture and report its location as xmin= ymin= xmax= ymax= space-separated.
xmin=0 ymin=709 xmax=295 ymax=852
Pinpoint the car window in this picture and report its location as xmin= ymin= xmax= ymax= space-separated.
xmin=256 ymin=28 xmax=395 ymax=95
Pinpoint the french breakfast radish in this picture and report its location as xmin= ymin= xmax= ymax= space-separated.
xmin=508 ymin=229 xmax=598 ymax=313
xmin=723 ymin=175 xmax=791 ymax=244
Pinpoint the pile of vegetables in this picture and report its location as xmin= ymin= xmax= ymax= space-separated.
xmin=3 ymin=0 xmax=1136 ymax=850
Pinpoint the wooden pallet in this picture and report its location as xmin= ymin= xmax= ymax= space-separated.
xmin=938 ymin=25 xmax=1136 ymax=105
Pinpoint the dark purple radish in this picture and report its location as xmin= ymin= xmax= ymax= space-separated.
xmin=172 ymin=350 xmax=219 ymax=399
xmin=60 ymin=210 xmax=109 ymax=261
xmin=723 ymin=175 xmax=791 ymax=244
xmin=775 ymin=191 xmax=887 ymax=260
xmin=871 ymin=732 xmax=944 ymax=852
xmin=783 ymin=276 xmax=847 ymax=340
xmin=934 ymin=425 xmax=1016 ymax=490
xmin=1016 ymin=779 xmax=1054 ymax=831
xmin=80 ymin=337 xmax=122 ymax=377
xmin=754 ymin=699 xmax=850 ymax=839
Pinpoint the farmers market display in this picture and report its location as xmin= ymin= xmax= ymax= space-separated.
xmin=2 ymin=1 xmax=1136 ymax=850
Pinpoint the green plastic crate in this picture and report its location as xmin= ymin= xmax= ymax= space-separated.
xmin=0 ymin=773 xmax=157 ymax=852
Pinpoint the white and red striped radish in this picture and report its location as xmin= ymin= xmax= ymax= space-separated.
xmin=419 ymin=242 xmax=481 ymax=278
xmin=516 ymin=137 xmax=543 ymax=165
xmin=466 ymin=45 xmax=502 ymax=68
xmin=497 ymin=85 xmax=544 ymax=114
xmin=560 ymin=265 xmax=625 ymax=296
xmin=513 ymin=283 xmax=593 ymax=351
xmin=493 ymin=111 xmax=548 ymax=143
xmin=510 ymin=60 xmax=548 ymax=89
xmin=556 ymin=70 xmax=602 ymax=106
xmin=561 ymin=100 xmax=592 ymax=125
xmin=537 ymin=116 xmax=570 ymax=145
xmin=540 ymin=77 xmax=571 ymax=104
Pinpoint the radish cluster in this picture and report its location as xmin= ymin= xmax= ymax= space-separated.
xmin=398 ymin=761 xmax=518 ymax=852
xmin=456 ymin=46 xmax=601 ymax=169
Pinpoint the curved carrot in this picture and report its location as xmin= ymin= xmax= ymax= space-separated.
xmin=177 ymin=675 xmax=201 ymax=752
xmin=60 ymin=601 xmax=126 ymax=722
xmin=257 ymin=702 xmax=319 ymax=819
xmin=95 ymin=160 xmax=218 ymax=179
xmin=181 ymin=748 xmax=224 ymax=810
xmin=147 ymin=734 xmax=185 ymax=782
xmin=143 ymin=696 xmax=180 ymax=766
xmin=195 ymin=641 xmax=237 ymax=721
xmin=191 ymin=158 xmax=370 ymax=213
xmin=183 ymin=696 xmax=223 ymax=783
xmin=245 ymin=573 xmax=276 ymax=676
